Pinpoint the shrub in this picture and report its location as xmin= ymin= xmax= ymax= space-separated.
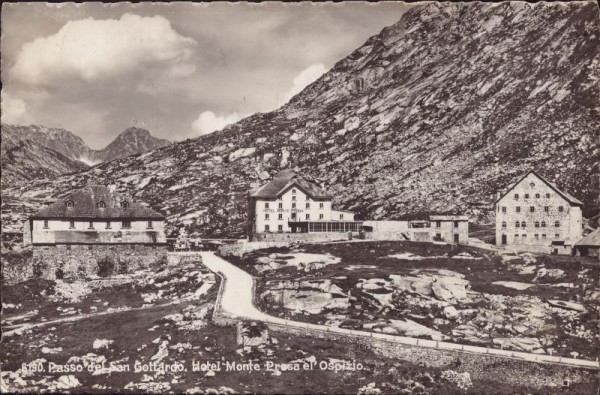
xmin=97 ymin=256 xmax=116 ymax=278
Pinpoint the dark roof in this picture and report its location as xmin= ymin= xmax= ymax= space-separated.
xmin=495 ymin=170 xmax=583 ymax=206
xmin=249 ymin=170 xmax=333 ymax=199
xmin=575 ymin=228 xmax=600 ymax=247
xmin=31 ymin=185 xmax=164 ymax=220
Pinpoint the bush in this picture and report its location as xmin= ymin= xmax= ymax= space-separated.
xmin=97 ymin=256 xmax=116 ymax=277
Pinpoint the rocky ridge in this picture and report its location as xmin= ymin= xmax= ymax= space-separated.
xmin=2 ymin=2 xmax=598 ymax=238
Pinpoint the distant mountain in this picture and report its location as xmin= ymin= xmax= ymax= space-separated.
xmin=1 ymin=124 xmax=171 ymax=182
xmin=2 ymin=2 xmax=598 ymax=238
xmin=1 ymin=129 xmax=89 ymax=186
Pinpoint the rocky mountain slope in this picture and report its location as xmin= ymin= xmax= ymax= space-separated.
xmin=2 ymin=2 xmax=598 ymax=238
xmin=1 ymin=133 xmax=90 ymax=186
xmin=2 ymin=124 xmax=171 ymax=166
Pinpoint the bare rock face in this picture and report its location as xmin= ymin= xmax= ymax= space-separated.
xmin=3 ymin=2 xmax=598 ymax=238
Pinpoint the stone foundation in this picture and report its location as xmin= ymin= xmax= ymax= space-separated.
xmin=32 ymin=244 xmax=167 ymax=281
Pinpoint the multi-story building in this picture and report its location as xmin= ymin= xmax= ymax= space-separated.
xmin=24 ymin=185 xmax=167 ymax=279
xmin=363 ymin=213 xmax=469 ymax=244
xmin=495 ymin=170 xmax=583 ymax=254
xmin=248 ymin=170 xmax=362 ymax=241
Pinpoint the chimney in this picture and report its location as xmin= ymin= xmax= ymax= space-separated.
xmin=496 ymin=192 xmax=501 ymax=200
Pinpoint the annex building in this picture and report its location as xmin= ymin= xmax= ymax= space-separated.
xmin=495 ymin=170 xmax=584 ymax=254
xmin=248 ymin=170 xmax=362 ymax=241
xmin=24 ymin=185 xmax=167 ymax=280
xmin=363 ymin=213 xmax=469 ymax=244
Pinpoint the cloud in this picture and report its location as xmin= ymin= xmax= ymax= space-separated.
xmin=11 ymin=13 xmax=197 ymax=85
xmin=280 ymin=63 xmax=328 ymax=105
xmin=191 ymin=111 xmax=244 ymax=135
xmin=1 ymin=93 xmax=28 ymax=124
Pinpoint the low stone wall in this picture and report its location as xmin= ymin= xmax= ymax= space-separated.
xmin=31 ymin=244 xmax=167 ymax=281
xmin=266 ymin=323 xmax=597 ymax=389
xmin=253 ymin=232 xmax=352 ymax=243
xmin=218 ymin=241 xmax=291 ymax=257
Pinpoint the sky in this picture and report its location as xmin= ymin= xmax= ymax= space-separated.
xmin=1 ymin=2 xmax=412 ymax=149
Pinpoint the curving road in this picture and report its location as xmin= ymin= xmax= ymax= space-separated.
xmin=199 ymin=251 xmax=599 ymax=370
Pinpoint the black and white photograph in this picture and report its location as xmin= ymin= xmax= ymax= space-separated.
xmin=1 ymin=1 xmax=599 ymax=393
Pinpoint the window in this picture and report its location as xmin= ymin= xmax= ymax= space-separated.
xmin=436 ymin=221 xmax=441 ymax=228
xmin=278 ymin=196 xmax=282 ymax=201
xmin=292 ymin=189 xmax=296 ymax=194
xmin=292 ymin=203 xmax=296 ymax=209
xmin=66 ymin=244 xmax=71 ymax=250
xmin=521 ymin=221 xmax=526 ymax=227
xmin=319 ymin=214 xmax=324 ymax=220
xmin=106 ymin=221 xmax=112 ymax=229
xmin=265 ymin=213 xmax=270 ymax=220
xmin=514 ymin=193 xmax=519 ymax=200
xmin=319 ymin=202 xmax=324 ymax=209
xmin=88 ymin=221 xmax=94 ymax=229
xmin=69 ymin=220 xmax=75 ymax=229
xmin=558 ymin=206 xmax=564 ymax=212
xmin=501 ymin=207 xmax=506 ymax=213
xmin=278 ymin=225 xmax=283 ymax=232
xmin=534 ymin=221 xmax=539 ymax=228
xmin=120 ymin=201 xmax=129 ymax=208
xmin=340 ymin=214 xmax=344 ymax=220
xmin=306 ymin=214 xmax=310 ymax=220
xmin=454 ymin=221 xmax=459 ymax=228
xmin=544 ymin=206 xmax=549 ymax=212
xmin=291 ymin=213 xmax=297 ymax=220
xmin=530 ymin=206 xmax=535 ymax=213
xmin=278 ymin=202 xmax=283 ymax=209
xmin=265 ymin=202 xmax=269 ymax=209
xmin=501 ymin=221 xmax=507 ymax=228
xmin=306 ymin=202 xmax=310 ymax=209
xmin=541 ymin=221 xmax=546 ymax=228
xmin=265 ymin=225 xmax=270 ymax=232
xmin=122 ymin=220 xmax=131 ymax=229
xmin=542 ymin=234 xmax=546 ymax=239
xmin=524 ymin=193 xmax=529 ymax=199
xmin=546 ymin=193 xmax=550 ymax=198
xmin=97 ymin=201 xmax=106 ymax=208
xmin=88 ymin=245 xmax=93 ymax=250
xmin=530 ymin=182 xmax=535 ymax=187
xmin=522 ymin=234 xmax=527 ymax=238
xmin=43 ymin=220 xmax=49 ymax=229
xmin=66 ymin=200 xmax=74 ymax=208
xmin=555 ymin=233 xmax=559 ymax=238
xmin=534 ymin=234 xmax=539 ymax=240
xmin=147 ymin=221 xmax=153 ymax=229
xmin=278 ymin=213 xmax=283 ymax=220
xmin=515 ymin=221 xmax=520 ymax=228
xmin=292 ymin=195 xmax=296 ymax=201
xmin=535 ymin=193 xmax=540 ymax=198
xmin=516 ymin=206 xmax=521 ymax=213
xmin=555 ymin=221 xmax=560 ymax=227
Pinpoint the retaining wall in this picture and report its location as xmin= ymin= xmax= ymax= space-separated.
xmin=253 ymin=232 xmax=352 ymax=243
xmin=218 ymin=241 xmax=292 ymax=257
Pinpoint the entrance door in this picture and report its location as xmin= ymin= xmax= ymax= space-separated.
xmin=501 ymin=234 xmax=507 ymax=245
xmin=454 ymin=234 xmax=460 ymax=244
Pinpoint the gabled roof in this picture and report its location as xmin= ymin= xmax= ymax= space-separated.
xmin=31 ymin=185 xmax=164 ymax=220
xmin=575 ymin=228 xmax=600 ymax=247
xmin=495 ymin=170 xmax=583 ymax=206
xmin=249 ymin=170 xmax=333 ymax=199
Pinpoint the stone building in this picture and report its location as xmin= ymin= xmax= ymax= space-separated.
xmin=24 ymin=185 xmax=167 ymax=280
xmin=495 ymin=171 xmax=583 ymax=254
xmin=573 ymin=228 xmax=600 ymax=258
xmin=363 ymin=213 xmax=469 ymax=244
xmin=248 ymin=170 xmax=362 ymax=241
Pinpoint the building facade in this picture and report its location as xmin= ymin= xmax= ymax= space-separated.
xmin=24 ymin=185 xmax=167 ymax=280
xmin=495 ymin=171 xmax=583 ymax=254
xmin=248 ymin=170 xmax=362 ymax=241
xmin=363 ymin=214 xmax=469 ymax=244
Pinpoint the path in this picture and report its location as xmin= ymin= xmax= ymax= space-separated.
xmin=199 ymin=252 xmax=599 ymax=370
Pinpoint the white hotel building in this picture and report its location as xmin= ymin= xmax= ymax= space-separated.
xmin=248 ymin=170 xmax=362 ymax=240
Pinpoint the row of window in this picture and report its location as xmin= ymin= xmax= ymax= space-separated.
xmin=265 ymin=213 xmax=334 ymax=220
xmin=509 ymin=234 xmax=560 ymax=239
xmin=63 ymin=244 xmax=159 ymax=250
xmin=501 ymin=221 xmax=560 ymax=228
xmin=43 ymin=220 xmax=153 ymax=229
xmin=265 ymin=202 xmax=325 ymax=209
xmin=513 ymin=192 xmax=551 ymax=200
xmin=66 ymin=201 xmax=130 ymax=209
xmin=499 ymin=206 xmax=564 ymax=213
